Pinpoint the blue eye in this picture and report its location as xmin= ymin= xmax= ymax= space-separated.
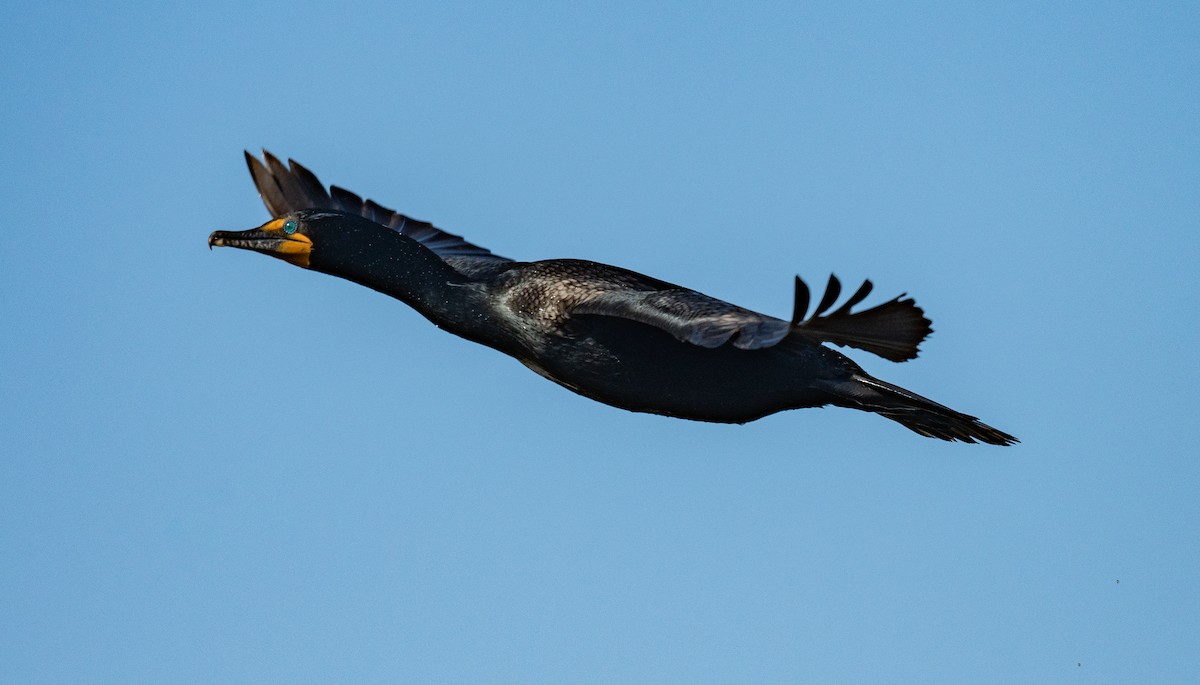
xmin=283 ymin=220 xmax=297 ymax=234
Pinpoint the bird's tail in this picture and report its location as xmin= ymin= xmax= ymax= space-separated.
xmin=827 ymin=373 xmax=1018 ymax=445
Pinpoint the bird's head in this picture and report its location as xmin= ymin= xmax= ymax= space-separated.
xmin=209 ymin=209 xmax=384 ymax=271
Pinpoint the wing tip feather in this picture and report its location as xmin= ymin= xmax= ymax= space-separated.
xmin=792 ymin=274 xmax=933 ymax=362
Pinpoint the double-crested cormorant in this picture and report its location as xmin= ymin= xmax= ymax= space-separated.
xmin=210 ymin=152 xmax=1016 ymax=445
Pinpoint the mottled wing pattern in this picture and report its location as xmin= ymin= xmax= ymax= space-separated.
xmin=502 ymin=262 xmax=932 ymax=358
xmin=500 ymin=260 xmax=792 ymax=350
xmin=573 ymin=289 xmax=793 ymax=349
xmin=245 ymin=150 xmax=510 ymax=261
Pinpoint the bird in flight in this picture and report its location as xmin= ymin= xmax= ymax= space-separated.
xmin=210 ymin=152 xmax=1016 ymax=445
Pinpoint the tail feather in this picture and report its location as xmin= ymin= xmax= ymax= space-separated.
xmin=832 ymin=373 xmax=1018 ymax=446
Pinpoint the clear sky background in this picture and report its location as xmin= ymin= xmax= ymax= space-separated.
xmin=2 ymin=2 xmax=1197 ymax=683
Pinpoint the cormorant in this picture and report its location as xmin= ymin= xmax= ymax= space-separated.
xmin=209 ymin=151 xmax=1016 ymax=445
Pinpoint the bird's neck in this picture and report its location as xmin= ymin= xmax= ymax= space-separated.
xmin=317 ymin=230 xmax=485 ymax=326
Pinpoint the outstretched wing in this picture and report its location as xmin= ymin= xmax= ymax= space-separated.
xmin=520 ymin=263 xmax=930 ymax=359
xmin=501 ymin=260 xmax=785 ymax=350
xmin=245 ymin=150 xmax=509 ymax=261
xmin=573 ymin=284 xmax=793 ymax=350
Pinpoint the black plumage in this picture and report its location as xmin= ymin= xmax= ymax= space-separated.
xmin=209 ymin=151 xmax=1016 ymax=445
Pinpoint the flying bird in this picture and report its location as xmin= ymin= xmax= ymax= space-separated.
xmin=210 ymin=152 xmax=1016 ymax=445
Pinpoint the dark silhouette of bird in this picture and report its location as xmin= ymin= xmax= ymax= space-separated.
xmin=209 ymin=151 xmax=1016 ymax=445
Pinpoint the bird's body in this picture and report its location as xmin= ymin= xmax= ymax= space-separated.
xmin=210 ymin=152 xmax=1016 ymax=445
xmin=462 ymin=260 xmax=852 ymax=424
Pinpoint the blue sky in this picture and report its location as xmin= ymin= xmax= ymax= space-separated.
xmin=1 ymin=1 xmax=1197 ymax=682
